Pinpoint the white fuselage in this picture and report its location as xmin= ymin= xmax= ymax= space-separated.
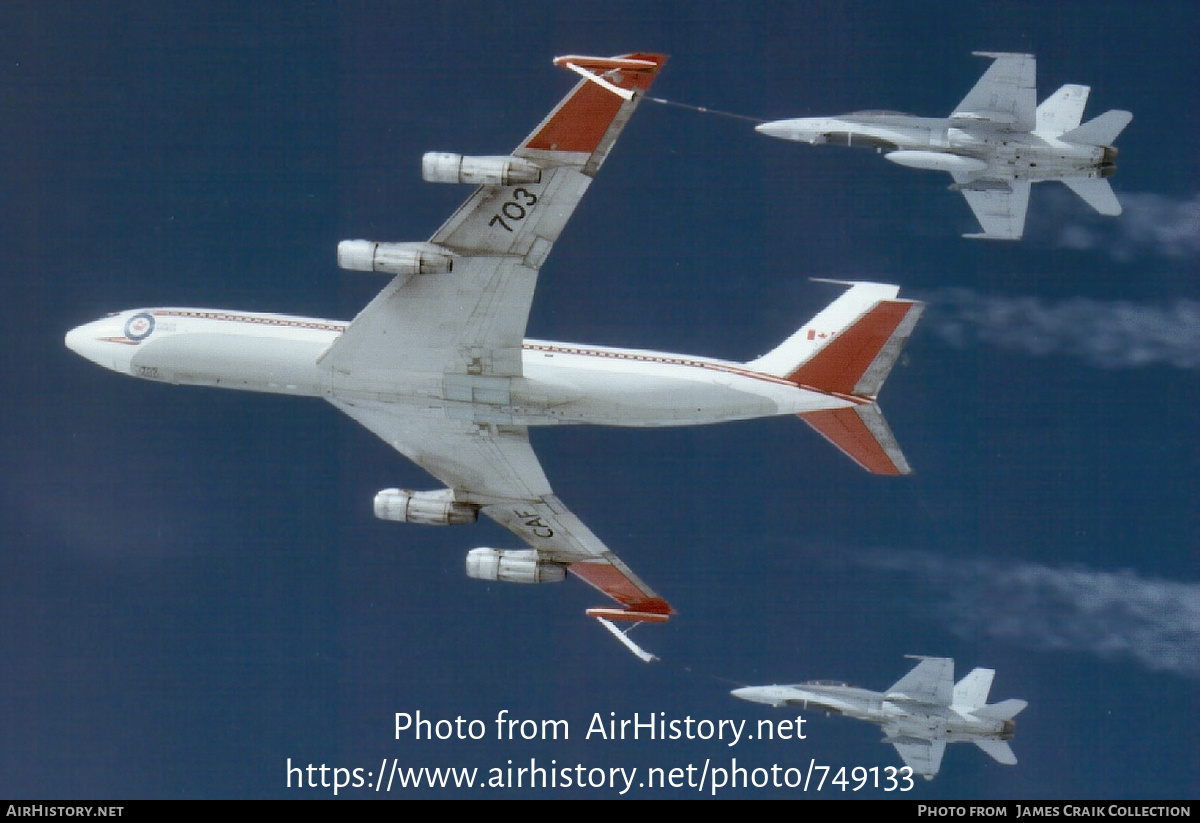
xmin=731 ymin=684 xmax=1015 ymax=743
xmin=65 ymin=308 xmax=853 ymax=428
xmin=757 ymin=113 xmax=1113 ymax=182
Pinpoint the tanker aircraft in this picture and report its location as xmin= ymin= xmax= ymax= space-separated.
xmin=757 ymin=52 xmax=1132 ymax=240
xmin=65 ymin=54 xmax=923 ymax=633
xmin=733 ymin=657 xmax=1028 ymax=779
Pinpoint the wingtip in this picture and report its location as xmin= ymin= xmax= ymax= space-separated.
xmin=962 ymin=232 xmax=1022 ymax=241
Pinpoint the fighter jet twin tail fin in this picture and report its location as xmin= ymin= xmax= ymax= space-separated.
xmin=748 ymin=281 xmax=925 ymax=476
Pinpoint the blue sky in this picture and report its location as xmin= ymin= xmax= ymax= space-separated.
xmin=2 ymin=1 xmax=1197 ymax=798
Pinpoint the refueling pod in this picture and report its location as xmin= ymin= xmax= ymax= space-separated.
xmin=421 ymin=153 xmax=542 ymax=186
xmin=374 ymin=488 xmax=479 ymax=526
xmin=465 ymin=548 xmax=567 ymax=584
xmin=337 ymin=240 xmax=454 ymax=276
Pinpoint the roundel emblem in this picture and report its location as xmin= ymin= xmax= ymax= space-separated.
xmin=124 ymin=313 xmax=155 ymax=341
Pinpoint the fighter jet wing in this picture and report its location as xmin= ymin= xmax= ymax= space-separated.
xmin=322 ymin=54 xmax=674 ymax=621
xmin=886 ymin=656 xmax=954 ymax=706
xmin=951 ymin=52 xmax=1036 ymax=131
xmin=886 ymin=733 xmax=945 ymax=780
xmin=954 ymin=174 xmax=1030 ymax=240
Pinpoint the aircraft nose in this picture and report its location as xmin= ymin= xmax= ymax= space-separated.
xmin=731 ymin=686 xmax=768 ymax=702
xmin=64 ymin=323 xmax=89 ymax=356
xmin=65 ymin=320 xmax=107 ymax=364
xmin=65 ymin=316 xmax=137 ymax=374
xmin=755 ymin=119 xmax=817 ymax=142
xmin=755 ymin=120 xmax=792 ymax=138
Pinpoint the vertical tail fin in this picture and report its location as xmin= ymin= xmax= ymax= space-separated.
xmin=1035 ymin=84 xmax=1090 ymax=135
xmin=953 ymin=667 xmax=995 ymax=710
xmin=748 ymin=281 xmax=906 ymax=386
xmin=750 ymin=281 xmax=923 ymax=475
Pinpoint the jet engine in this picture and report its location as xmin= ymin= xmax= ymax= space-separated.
xmin=374 ymin=488 xmax=479 ymax=526
xmin=422 ymin=153 xmax=542 ymax=186
xmin=337 ymin=240 xmax=454 ymax=276
xmin=465 ymin=548 xmax=566 ymax=584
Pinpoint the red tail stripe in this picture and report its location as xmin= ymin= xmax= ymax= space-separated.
xmin=800 ymin=408 xmax=904 ymax=476
xmin=787 ymin=300 xmax=913 ymax=396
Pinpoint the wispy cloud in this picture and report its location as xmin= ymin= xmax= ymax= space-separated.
xmin=925 ymin=289 xmax=1200 ymax=369
xmin=1038 ymin=190 xmax=1200 ymax=262
xmin=854 ymin=549 xmax=1200 ymax=678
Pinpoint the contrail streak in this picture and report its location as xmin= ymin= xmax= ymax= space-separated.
xmin=853 ymin=549 xmax=1200 ymax=678
xmin=924 ymin=289 xmax=1200 ymax=369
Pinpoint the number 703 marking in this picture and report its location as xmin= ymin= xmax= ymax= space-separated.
xmin=488 ymin=187 xmax=538 ymax=232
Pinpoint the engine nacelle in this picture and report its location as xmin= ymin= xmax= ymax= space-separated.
xmin=421 ymin=152 xmax=542 ymax=186
xmin=374 ymin=488 xmax=479 ymax=526
xmin=465 ymin=548 xmax=567 ymax=584
xmin=337 ymin=240 xmax=454 ymax=276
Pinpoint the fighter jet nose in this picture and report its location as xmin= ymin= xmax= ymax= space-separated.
xmin=755 ymin=120 xmax=790 ymax=138
xmin=731 ymin=686 xmax=768 ymax=702
xmin=755 ymin=119 xmax=821 ymax=143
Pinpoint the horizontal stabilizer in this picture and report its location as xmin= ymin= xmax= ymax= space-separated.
xmin=800 ymin=404 xmax=912 ymax=475
xmin=974 ymin=739 xmax=1018 ymax=766
xmin=1063 ymin=177 xmax=1122 ymax=216
xmin=751 ymin=283 xmax=922 ymax=475
xmin=1060 ymin=109 xmax=1132 ymax=147
xmin=973 ymin=698 xmax=1028 ymax=721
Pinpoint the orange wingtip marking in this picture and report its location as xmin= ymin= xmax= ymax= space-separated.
xmin=787 ymin=300 xmax=914 ymax=395
xmin=527 ymin=53 xmax=666 ymax=155
xmin=799 ymin=408 xmax=904 ymax=475
xmin=569 ymin=560 xmax=674 ymax=616
xmin=586 ymin=608 xmax=671 ymax=624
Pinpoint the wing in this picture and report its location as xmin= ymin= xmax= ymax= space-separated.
xmin=951 ymin=52 xmax=1036 ymax=131
xmin=886 ymin=656 xmax=954 ymax=705
xmin=887 ymin=733 xmax=945 ymax=780
xmin=954 ymin=175 xmax=1030 ymax=240
xmin=324 ymin=54 xmax=673 ymax=621
xmin=321 ymin=54 xmax=666 ymax=383
xmin=331 ymin=396 xmax=672 ymax=619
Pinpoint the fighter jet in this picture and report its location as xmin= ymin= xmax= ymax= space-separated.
xmin=65 ymin=55 xmax=924 ymax=632
xmin=756 ymin=52 xmax=1132 ymax=240
xmin=732 ymin=656 xmax=1027 ymax=780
